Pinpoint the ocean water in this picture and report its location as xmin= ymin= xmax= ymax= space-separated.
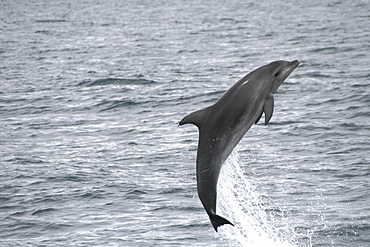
xmin=1 ymin=0 xmax=369 ymax=246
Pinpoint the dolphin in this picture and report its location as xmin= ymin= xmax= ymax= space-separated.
xmin=179 ymin=60 xmax=300 ymax=231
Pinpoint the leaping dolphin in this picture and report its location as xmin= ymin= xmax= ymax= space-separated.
xmin=179 ymin=60 xmax=300 ymax=231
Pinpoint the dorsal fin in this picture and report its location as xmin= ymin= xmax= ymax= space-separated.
xmin=179 ymin=107 xmax=210 ymax=128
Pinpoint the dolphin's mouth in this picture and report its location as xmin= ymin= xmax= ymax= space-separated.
xmin=286 ymin=60 xmax=300 ymax=73
xmin=274 ymin=60 xmax=299 ymax=93
xmin=290 ymin=60 xmax=300 ymax=67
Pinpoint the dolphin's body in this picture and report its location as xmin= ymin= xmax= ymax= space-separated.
xmin=179 ymin=60 xmax=299 ymax=231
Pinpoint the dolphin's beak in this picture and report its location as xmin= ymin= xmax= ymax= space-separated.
xmin=273 ymin=60 xmax=300 ymax=93
xmin=288 ymin=60 xmax=300 ymax=71
xmin=282 ymin=60 xmax=300 ymax=80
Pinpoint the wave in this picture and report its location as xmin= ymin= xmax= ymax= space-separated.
xmin=79 ymin=78 xmax=157 ymax=86
xmin=35 ymin=19 xmax=67 ymax=23
xmin=95 ymin=99 xmax=141 ymax=111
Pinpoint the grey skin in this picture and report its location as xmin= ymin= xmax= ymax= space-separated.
xmin=179 ymin=60 xmax=300 ymax=232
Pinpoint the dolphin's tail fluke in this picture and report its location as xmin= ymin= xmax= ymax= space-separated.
xmin=209 ymin=213 xmax=234 ymax=232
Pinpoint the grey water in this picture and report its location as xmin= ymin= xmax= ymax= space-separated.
xmin=1 ymin=0 xmax=369 ymax=246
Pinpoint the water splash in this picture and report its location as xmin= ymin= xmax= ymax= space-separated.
xmin=216 ymin=151 xmax=297 ymax=247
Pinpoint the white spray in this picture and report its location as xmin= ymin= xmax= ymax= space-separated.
xmin=216 ymin=151 xmax=297 ymax=247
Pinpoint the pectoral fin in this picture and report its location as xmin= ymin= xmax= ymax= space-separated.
xmin=255 ymin=111 xmax=263 ymax=124
xmin=263 ymin=95 xmax=274 ymax=125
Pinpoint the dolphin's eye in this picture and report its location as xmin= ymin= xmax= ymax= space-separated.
xmin=274 ymin=71 xmax=280 ymax=77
